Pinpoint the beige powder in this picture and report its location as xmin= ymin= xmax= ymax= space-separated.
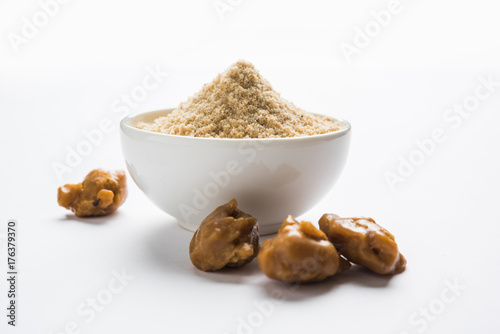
xmin=136 ymin=60 xmax=343 ymax=138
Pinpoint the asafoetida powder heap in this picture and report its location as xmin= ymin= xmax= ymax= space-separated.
xmin=136 ymin=60 xmax=343 ymax=138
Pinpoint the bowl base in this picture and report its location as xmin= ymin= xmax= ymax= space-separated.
xmin=177 ymin=220 xmax=280 ymax=236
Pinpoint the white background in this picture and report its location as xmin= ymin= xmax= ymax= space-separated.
xmin=1 ymin=1 xmax=499 ymax=333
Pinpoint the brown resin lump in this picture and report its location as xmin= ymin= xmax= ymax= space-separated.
xmin=258 ymin=215 xmax=349 ymax=283
xmin=319 ymin=214 xmax=406 ymax=275
xmin=189 ymin=199 xmax=259 ymax=271
xmin=57 ymin=169 xmax=127 ymax=217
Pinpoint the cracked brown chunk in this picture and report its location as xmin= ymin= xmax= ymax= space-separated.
xmin=189 ymin=199 xmax=259 ymax=271
xmin=57 ymin=169 xmax=127 ymax=217
xmin=319 ymin=214 xmax=406 ymax=275
xmin=258 ymin=215 xmax=349 ymax=283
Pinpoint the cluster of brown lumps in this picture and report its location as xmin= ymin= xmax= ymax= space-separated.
xmin=189 ymin=199 xmax=406 ymax=283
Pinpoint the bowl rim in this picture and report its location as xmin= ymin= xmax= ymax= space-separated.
xmin=120 ymin=108 xmax=351 ymax=142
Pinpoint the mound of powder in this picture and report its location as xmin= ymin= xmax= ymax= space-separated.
xmin=136 ymin=60 xmax=343 ymax=138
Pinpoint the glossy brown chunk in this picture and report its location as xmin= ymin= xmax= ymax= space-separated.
xmin=189 ymin=199 xmax=259 ymax=271
xmin=319 ymin=214 xmax=406 ymax=275
xmin=57 ymin=169 xmax=127 ymax=217
xmin=258 ymin=215 xmax=348 ymax=283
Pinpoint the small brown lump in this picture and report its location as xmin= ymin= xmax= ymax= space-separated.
xmin=319 ymin=214 xmax=406 ymax=275
xmin=57 ymin=169 xmax=127 ymax=217
xmin=258 ymin=215 xmax=348 ymax=283
xmin=189 ymin=199 xmax=259 ymax=271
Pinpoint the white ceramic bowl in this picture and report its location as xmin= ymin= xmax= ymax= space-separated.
xmin=120 ymin=108 xmax=351 ymax=234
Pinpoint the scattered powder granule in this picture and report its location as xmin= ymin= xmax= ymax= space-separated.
xmin=136 ymin=60 xmax=344 ymax=138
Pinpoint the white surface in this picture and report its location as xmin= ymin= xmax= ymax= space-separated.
xmin=1 ymin=1 xmax=500 ymax=334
